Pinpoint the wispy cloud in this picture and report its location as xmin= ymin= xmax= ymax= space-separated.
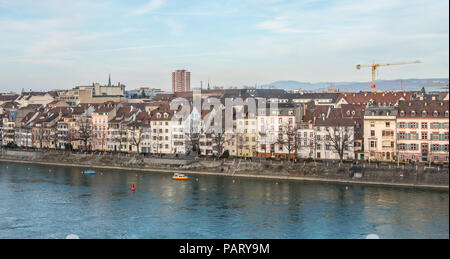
xmin=0 ymin=0 xmax=447 ymax=91
xmin=94 ymin=44 xmax=184 ymax=53
xmin=257 ymin=16 xmax=325 ymax=34
xmin=6 ymin=57 xmax=75 ymax=65
xmin=132 ymin=0 xmax=165 ymax=15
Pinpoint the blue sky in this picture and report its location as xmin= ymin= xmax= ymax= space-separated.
xmin=0 ymin=0 xmax=448 ymax=92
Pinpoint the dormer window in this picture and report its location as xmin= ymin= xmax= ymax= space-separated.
xmin=433 ymin=111 xmax=439 ymax=117
xmin=422 ymin=110 xmax=427 ymax=117
xmin=352 ymin=111 xmax=355 ymax=115
xmin=346 ymin=110 xmax=351 ymax=116
xmin=164 ymin=113 xmax=169 ymax=118
xmin=445 ymin=111 xmax=449 ymax=118
xmin=411 ymin=111 xmax=416 ymax=117
xmin=157 ymin=113 xmax=161 ymax=118
xmin=400 ymin=110 xmax=405 ymax=117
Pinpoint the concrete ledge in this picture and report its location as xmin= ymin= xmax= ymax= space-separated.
xmin=1 ymin=158 xmax=448 ymax=191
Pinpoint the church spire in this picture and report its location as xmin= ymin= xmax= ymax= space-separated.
xmin=108 ymin=74 xmax=111 ymax=87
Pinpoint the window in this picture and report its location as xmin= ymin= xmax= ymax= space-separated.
xmin=421 ymin=132 xmax=428 ymax=140
xmin=371 ymin=130 xmax=375 ymax=137
xmin=382 ymin=130 xmax=394 ymax=137
xmin=421 ymin=122 xmax=428 ymax=129
xmin=399 ymin=122 xmax=405 ymax=128
xmin=386 ymin=122 xmax=390 ymax=127
xmin=370 ymin=141 xmax=376 ymax=148
xmin=433 ymin=144 xmax=440 ymax=152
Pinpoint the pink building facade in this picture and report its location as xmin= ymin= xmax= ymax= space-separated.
xmin=397 ymin=100 xmax=449 ymax=163
xmin=172 ymin=70 xmax=190 ymax=93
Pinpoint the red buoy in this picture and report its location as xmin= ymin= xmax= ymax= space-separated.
xmin=131 ymin=184 xmax=135 ymax=192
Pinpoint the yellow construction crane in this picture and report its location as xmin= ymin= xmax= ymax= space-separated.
xmin=356 ymin=60 xmax=421 ymax=92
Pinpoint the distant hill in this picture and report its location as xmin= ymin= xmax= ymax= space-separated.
xmin=261 ymin=78 xmax=449 ymax=92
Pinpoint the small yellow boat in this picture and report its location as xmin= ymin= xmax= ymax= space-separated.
xmin=172 ymin=173 xmax=189 ymax=180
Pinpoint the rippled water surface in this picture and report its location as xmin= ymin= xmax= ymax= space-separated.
xmin=0 ymin=162 xmax=448 ymax=239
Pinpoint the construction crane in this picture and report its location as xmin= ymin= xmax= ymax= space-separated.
xmin=356 ymin=60 xmax=421 ymax=92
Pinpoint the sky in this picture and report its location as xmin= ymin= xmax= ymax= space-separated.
xmin=0 ymin=0 xmax=448 ymax=92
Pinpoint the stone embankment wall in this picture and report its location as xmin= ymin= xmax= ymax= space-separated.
xmin=1 ymin=150 xmax=448 ymax=187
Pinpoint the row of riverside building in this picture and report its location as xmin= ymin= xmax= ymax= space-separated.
xmin=1 ymin=88 xmax=449 ymax=163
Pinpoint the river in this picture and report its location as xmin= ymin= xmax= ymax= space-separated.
xmin=0 ymin=162 xmax=448 ymax=239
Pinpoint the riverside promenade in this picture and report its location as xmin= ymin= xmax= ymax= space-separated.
xmin=0 ymin=149 xmax=448 ymax=190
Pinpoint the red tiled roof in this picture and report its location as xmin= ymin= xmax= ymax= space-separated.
xmin=338 ymin=92 xmax=414 ymax=106
xmin=398 ymin=100 xmax=449 ymax=118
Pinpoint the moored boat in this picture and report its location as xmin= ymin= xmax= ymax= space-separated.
xmin=172 ymin=173 xmax=188 ymax=180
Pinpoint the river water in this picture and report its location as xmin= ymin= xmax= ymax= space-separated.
xmin=0 ymin=162 xmax=448 ymax=239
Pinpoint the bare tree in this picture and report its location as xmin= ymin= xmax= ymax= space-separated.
xmin=78 ymin=118 xmax=92 ymax=151
xmin=212 ymin=132 xmax=225 ymax=157
xmin=285 ymin=127 xmax=297 ymax=161
xmin=325 ymin=126 xmax=354 ymax=162
xmin=130 ymin=126 xmax=144 ymax=154
xmin=188 ymin=125 xmax=200 ymax=154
